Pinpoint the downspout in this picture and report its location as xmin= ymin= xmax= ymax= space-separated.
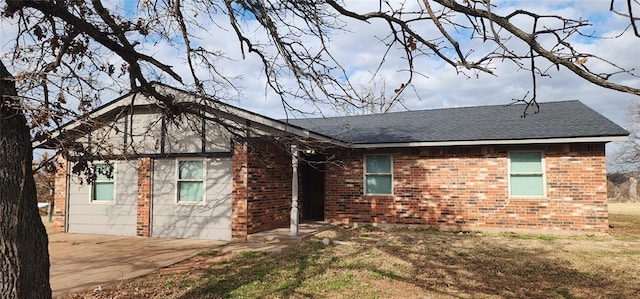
xmin=65 ymin=159 xmax=70 ymax=233
xmin=148 ymin=158 xmax=154 ymax=237
xmin=290 ymin=145 xmax=299 ymax=237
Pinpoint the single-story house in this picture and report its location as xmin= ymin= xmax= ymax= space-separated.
xmin=38 ymin=84 xmax=628 ymax=240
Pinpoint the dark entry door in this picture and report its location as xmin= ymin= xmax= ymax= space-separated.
xmin=302 ymin=162 xmax=325 ymax=221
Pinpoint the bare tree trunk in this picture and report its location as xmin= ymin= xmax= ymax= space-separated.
xmin=629 ymin=177 xmax=638 ymax=201
xmin=0 ymin=61 xmax=51 ymax=298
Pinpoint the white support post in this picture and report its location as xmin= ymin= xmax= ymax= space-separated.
xmin=290 ymin=145 xmax=299 ymax=237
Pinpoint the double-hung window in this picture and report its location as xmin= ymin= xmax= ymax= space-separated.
xmin=365 ymin=155 xmax=393 ymax=195
xmin=178 ymin=160 xmax=205 ymax=203
xmin=509 ymin=151 xmax=545 ymax=197
xmin=92 ymin=163 xmax=114 ymax=202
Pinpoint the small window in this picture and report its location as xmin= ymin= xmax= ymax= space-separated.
xmin=365 ymin=155 xmax=393 ymax=195
xmin=92 ymin=163 xmax=114 ymax=202
xmin=178 ymin=160 xmax=204 ymax=202
xmin=509 ymin=151 xmax=545 ymax=197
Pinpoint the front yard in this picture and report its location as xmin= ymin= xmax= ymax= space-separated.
xmin=61 ymin=203 xmax=640 ymax=298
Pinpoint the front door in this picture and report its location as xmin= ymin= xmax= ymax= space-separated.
xmin=302 ymin=160 xmax=325 ymax=221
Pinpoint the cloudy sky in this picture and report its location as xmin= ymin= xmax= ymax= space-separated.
xmin=176 ymin=0 xmax=639 ymax=162
xmin=126 ymin=1 xmax=638 ymax=124
xmin=1 ymin=0 xmax=638 ymax=163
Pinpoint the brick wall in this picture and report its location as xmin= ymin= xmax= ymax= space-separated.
xmin=325 ymin=143 xmax=608 ymax=234
xmin=136 ymin=157 xmax=152 ymax=237
xmin=246 ymin=141 xmax=293 ymax=234
xmin=52 ymin=153 xmax=68 ymax=233
xmin=232 ymin=142 xmax=249 ymax=240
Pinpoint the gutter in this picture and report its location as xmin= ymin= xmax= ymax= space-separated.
xmin=351 ymin=135 xmax=628 ymax=149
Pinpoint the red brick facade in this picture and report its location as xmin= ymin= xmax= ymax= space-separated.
xmin=245 ymin=141 xmax=293 ymax=234
xmin=52 ymin=141 xmax=609 ymax=239
xmin=52 ymin=153 xmax=68 ymax=233
xmin=136 ymin=157 xmax=152 ymax=237
xmin=325 ymin=143 xmax=608 ymax=234
xmin=231 ymin=140 xmax=294 ymax=239
xmin=232 ymin=142 xmax=249 ymax=240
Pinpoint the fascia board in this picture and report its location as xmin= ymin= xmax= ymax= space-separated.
xmin=352 ymin=136 xmax=628 ymax=148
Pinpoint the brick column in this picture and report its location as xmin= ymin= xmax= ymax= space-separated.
xmin=52 ymin=153 xmax=68 ymax=233
xmin=232 ymin=142 xmax=249 ymax=241
xmin=136 ymin=157 xmax=152 ymax=237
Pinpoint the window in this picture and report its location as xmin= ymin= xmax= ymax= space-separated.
xmin=365 ymin=155 xmax=393 ymax=195
xmin=92 ymin=163 xmax=114 ymax=202
xmin=509 ymin=151 xmax=545 ymax=197
xmin=178 ymin=160 xmax=204 ymax=202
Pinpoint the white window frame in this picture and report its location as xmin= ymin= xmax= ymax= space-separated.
xmin=508 ymin=150 xmax=546 ymax=198
xmin=91 ymin=162 xmax=116 ymax=203
xmin=364 ymin=154 xmax=394 ymax=195
xmin=175 ymin=158 xmax=207 ymax=204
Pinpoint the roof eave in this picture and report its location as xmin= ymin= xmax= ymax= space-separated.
xmin=33 ymin=92 xmax=142 ymax=149
xmin=33 ymin=85 xmax=350 ymax=149
xmin=154 ymin=85 xmax=349 ymax=147
xmin=351 ymin=135 xmax=628 ymax=148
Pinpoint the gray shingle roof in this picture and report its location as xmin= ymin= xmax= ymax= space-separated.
xmin=287 ymin=101 xmax=628 ymax=144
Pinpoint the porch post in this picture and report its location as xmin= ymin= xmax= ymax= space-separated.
xmin=290 ymin=145 xmax=299 ymax=237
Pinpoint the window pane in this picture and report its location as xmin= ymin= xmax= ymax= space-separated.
xmin=366 ymin=156 xmax=391 ymax=173
xmin=179 ymin=161 xmax=203 ymax=179
xmin=510 ymin=152 xmax=542 ymax=173
xmin=366 ymin=175 xmax=392 ymax=194
xmin=510 ymin=175 xmax=544 ymax=196
xmin=93 ymin=182 xmax=114 ymax=201
xmin=179 ymin=181 xmax=203 ymax=202
xmin=95 ymin=164 xmax=113 ymax=181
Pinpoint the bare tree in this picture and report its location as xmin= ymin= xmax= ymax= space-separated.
xmin=1 ymin=0 xmax=640 ymax=296
xmin=335 ymin=78 xmax=408 ymax=115
xmin=613 ymin=103 xmax=640 ymax=169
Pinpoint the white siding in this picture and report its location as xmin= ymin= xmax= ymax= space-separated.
xmin=204 ymin=120 xmax=232 ymax=152
xmin=91 ymin=117 xmax=126 ymax=156
xmin=165 ymin=115 xmax=203 ymax=153
xmin=165 ymin=117 xmax=231 ymax=153
xmin=67 ymin=161 xmax=138 ymax=236
xmin=151 ymin=158 xmax=232 ymax=240
xmin=128 ymin=112 xmax=163 ymax=154
xmin=81 ymin=109 xmax=231 ymax=156
xmin=65 ymin=106 xmax=234 ymax=239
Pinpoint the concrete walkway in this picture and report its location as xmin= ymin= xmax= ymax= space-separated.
xmin=49 ymin=222 xmax=328 ymax=297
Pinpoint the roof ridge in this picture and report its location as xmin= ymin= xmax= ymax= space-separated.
xmin=289 ymin=100 xmax=582 ymax=121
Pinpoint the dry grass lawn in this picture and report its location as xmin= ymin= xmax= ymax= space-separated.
xmin=609 ymin=202 xmax=640 ymax=215
xmin=59 ymin=203 xmax=640 ymax=299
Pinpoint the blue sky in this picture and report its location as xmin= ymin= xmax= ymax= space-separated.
xmin=122 ymin=0 xmax=136 ymax=16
